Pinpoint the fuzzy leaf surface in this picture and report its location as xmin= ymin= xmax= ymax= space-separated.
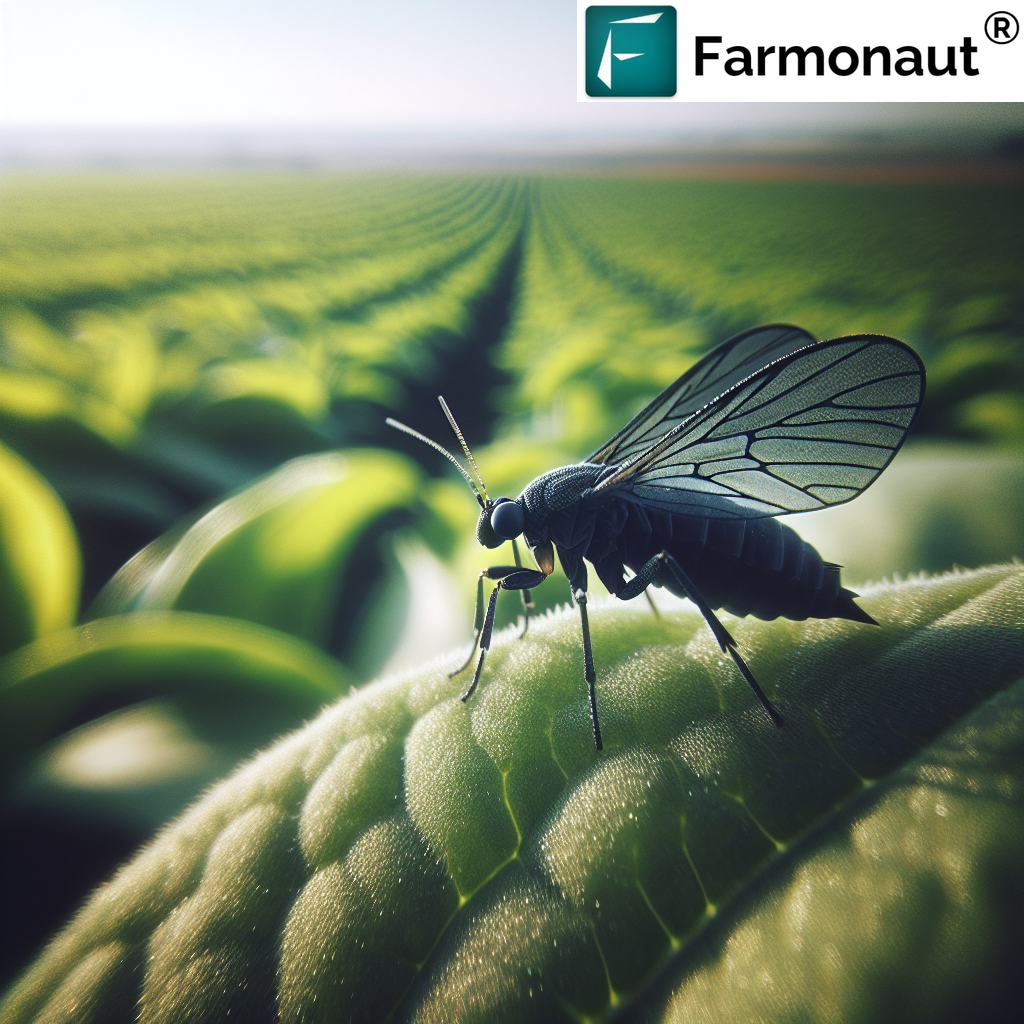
xmin=1 ymin=564 xmax=1021 ymax=1024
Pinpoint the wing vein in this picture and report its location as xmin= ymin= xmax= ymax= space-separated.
xmin=589 ymin=333 xmax=923 ymax=519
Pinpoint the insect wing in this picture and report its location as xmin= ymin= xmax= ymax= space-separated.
xmin=595 ymin=336 xmax=925 ymax=519
xmin=586 ymin=324 xmax=817 ymax=465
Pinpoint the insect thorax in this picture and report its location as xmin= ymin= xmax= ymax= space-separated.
xmin=521 ymin=464 xmax=607 ymax=515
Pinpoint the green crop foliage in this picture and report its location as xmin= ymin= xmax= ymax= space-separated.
xmin=0 ymin=176 xmax=526 ymax=476
xmin=1 ymin=564 xmax=1020 ymax=1023
xmin=0 ymin=170 xmax=1020 ymax=1018
xmin=91 ymin=448 xmax=424 ymax=655
xmin=0 ymin=612 xmax=349 ymax=789
xmin=2 ymin=174 xmax=1020 ymax=470
xmin=0 ymin=442 xmax=81 ymax=656
xmin=504 ymin=179 xmax=1023 ymax=454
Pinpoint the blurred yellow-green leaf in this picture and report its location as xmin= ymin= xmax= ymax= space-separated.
xmin=91 ymin=449 xmax=423 ymax=658
xmin=2 ymin=564 xmax=1020 ymax=1023
xmin=0 ymin=441 xmax=81 ymax=657
xmin=0 ymin=612 xmax=348 ymax=790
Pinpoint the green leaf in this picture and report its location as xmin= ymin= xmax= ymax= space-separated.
xmin=0 ymin=441 xmax=81 ymax=657
xmin=624 ymin=681 xmax=1024 ymax=1024
xmin=1 ymin=564 xmax=1021 ymax=1024
xmin=90 ymin=449 xmax=422 ymax=654
xmin=0 ymin=612 xmax=349 ymax=790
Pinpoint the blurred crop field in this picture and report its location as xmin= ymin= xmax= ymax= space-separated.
xmin=1 ymin=168 xmax=1022 ymax=987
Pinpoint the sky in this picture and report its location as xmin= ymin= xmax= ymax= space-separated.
xmin=0 ymin=0 xmax=1021 ymax=143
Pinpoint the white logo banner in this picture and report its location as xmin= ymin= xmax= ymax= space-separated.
xmin=578 ymin=0 xmax=1022 ymax=101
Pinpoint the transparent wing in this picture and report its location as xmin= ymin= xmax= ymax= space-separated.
xmin=587 ymin=324 xmax=817 ymax=465
xmin=592 ymin=336 xmax=925 ymax=519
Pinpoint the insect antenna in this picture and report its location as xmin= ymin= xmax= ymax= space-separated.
xmin=385 ymin=416 xmax=485 ymax=508
xmin=438 ymin=396 xmax=489 ymax=502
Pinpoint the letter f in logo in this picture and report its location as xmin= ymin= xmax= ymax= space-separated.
xmin=597 ymin=12 xmax=663 ymax=88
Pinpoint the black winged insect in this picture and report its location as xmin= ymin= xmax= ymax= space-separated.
xmin=387 ymin=324 xmax=925 ymax=750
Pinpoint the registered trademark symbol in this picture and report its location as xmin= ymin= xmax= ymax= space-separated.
xmin=985 ymin=11 xmax=1019 ymax=42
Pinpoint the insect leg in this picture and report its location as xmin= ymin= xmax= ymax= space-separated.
xmin=511 ymin=538 xmax=535 ymax=637
xmin=451 ymin=565 xmax=540 ymax=678
xmin=657 ymin=554 xmax=784 ymax=729
xmin=619 ymin=552 xmax=737 ymax=646
xmin=457 ymin=566 xmax=547 ymax=700
xmin=461 ymin=583 xmax=500 ymax=703
xmin=722 ymin=645 xmax=784 ymax=729
xmin=624 ymin=567 xmax=660 ymax=617
xmin=450 ymin=571 xmax=486 ymax=677
xmin=573 ymin=588 xmax=603 ymax=751
xmin=619 ymin=551 xmax=783 ymax=728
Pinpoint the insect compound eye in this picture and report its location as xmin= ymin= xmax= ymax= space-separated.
xmin=490 ymin=499 xmax=525 ymax=540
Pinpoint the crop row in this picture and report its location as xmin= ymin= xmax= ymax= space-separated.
xmin=0 ymin=178 xmax=526 ymax=454
xmin=502 ymin=178 xmax=1023 ymax=457
xmin=0 ymin=175 xmax=504 ymax=304
xmin=1 ymin=172 xmax=1020 ymax=618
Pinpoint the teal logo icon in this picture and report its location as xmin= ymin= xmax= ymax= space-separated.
xmin=585 ymin=6 xmax=676 ymax=96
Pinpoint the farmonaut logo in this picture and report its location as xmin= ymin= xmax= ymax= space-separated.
xmin=585 ymin=6 xmax=677 ymax=95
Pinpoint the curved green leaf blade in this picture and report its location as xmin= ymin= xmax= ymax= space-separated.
xmin=0 ymin=612 xmax=349 ymax=789
xmin=0 ymin=441 xmax=81 ymax=657
xmin=1 ymin=565 xmax=1021 ymax=1024
xmin=91 ymin=449 xmax=422 ymax=653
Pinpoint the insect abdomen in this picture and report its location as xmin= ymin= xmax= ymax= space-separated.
xmin=606 ymin=504 xmax=874 ymax=625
